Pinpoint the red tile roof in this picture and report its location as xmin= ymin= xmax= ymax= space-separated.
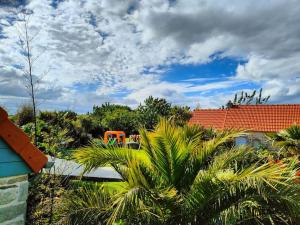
xmin=0 ymin=107 xmax=47 ymax=173
xmin=189 ymin=104 xmax=300 ymax=132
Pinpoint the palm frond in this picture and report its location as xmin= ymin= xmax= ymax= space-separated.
xmin=73 ymin=146 xmax=150 ymax=173
xmin=269 ymin=125 xmax=300 ymax=155
xmin=185 ymin=156 xmax=300 ymax=224
xmin=60 ymin=182 xmax=110 ymax=225
xmin=65 ymin=120 xmax=300 ymax=225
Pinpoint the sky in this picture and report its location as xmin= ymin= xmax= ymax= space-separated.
xmin=0 ymin=0 xmax=300 ymax=113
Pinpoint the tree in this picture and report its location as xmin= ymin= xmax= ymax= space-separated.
xmin=137 ymin=96 xmax=171 ymax=129
xmin=92 ymin=103 xmax=138 ymax=135
xmin=93 ymin=103 xmax=131 ymax=121
xmin=62 ymin=120 xmax=300 ymax=225
xmin=169 ymin=105 xmax=192 ymax=127
xmin=16 ymin=10 xmax=43 ymax=145
xmin=102 ymin=108 xmax=138 ymax=135
xmin=224 ymin=88 xmax=270 ymax=109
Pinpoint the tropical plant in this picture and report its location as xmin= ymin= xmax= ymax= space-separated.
xmin=268 ymin=125 xmax=300 ymax=156
xmin=61 ymin=119 xmax=300 ymax=225
xmin=224 ymin=88 xmax=270 ymax=109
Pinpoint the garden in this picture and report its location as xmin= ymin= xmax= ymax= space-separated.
xmin=1 ymin=2 xmax=300 ymax=225
xmin=5 ymin=96 xmax=300 ymax=225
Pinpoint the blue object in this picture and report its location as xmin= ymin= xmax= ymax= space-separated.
xmin=235 ymin=137 xmax=248 ymax=146
xmin=0 ymin=139 xmax=32 ymax=177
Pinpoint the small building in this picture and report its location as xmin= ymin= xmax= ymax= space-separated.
xmin=0 ymin=107 xmax=48 ymax=225
xmin=189 ymin=104 xmax=300 ymax=146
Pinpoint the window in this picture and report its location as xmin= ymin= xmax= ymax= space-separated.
xmin=235 ymin=137 xmax=248 ymax=146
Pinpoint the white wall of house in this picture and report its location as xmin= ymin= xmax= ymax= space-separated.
xmin=235 ymin=132 xmax=269 ymax=148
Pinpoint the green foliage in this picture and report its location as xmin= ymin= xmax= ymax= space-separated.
xmin=225 ymin=88 xmax=271 ymax=109
xmin=92 ymin=103 xmax=139 ymax=135
xmin=169 ymin=105 xmax=192 ymax=127
xmin=38 ymin=111 xmax=91 ymax=149
xmin=137 ymin=96 xmax=171 ymax=129
xmin=15 ymin=104 xmax=35 ymax=126
xmin=21 ymin=111 xmax=94 ymax=157
xmin=61 ymin=120 xmax=300 ymax=225
xmin=93 ymin=103 xmax=131 ymax=121
xmin=92 ymin=98 xmax=191 ymax=134
xmin=39 ymin=126 xmax=74 ymax=157
xmin=18 ymin=97 xmax=191 ymax=150
xmin=268 ymin=125 xmax=300 ymax=156
xmin=79 ymin=114 xmax=104 ymax=137
xmin=102 ymin=108 xmax=138 ymax=134
xmin=22 ymin=119 xmax=45 ymax=144
xmin=137 ymin=96 xmax=191 ymax=129
xmin=26 ymin=173 xmax=66 ymax=225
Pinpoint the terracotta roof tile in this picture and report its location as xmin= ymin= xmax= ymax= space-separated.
xmin=189 ymin=104 xmax=300 ymax=132
xmin=0 ymin=107 xmax=47 ymax=173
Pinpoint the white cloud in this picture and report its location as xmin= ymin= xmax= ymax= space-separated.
xmin=0 ymin=0 xmax=300 ymax=112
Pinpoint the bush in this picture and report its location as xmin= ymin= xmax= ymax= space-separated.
xmin=26 ymin=173 xmax=66 ymax=225
xmin=102 ymin=109 xmax=139 ymax=135
xmin=39 ymin=111 xmax=57 ymax=122
xmin=79 ymin=115 xmax=104 ymax=138
xmin=16 ymin=104 xmax=35 ymax=126
xmin=92 ymin=103 xmax=139 ymax=135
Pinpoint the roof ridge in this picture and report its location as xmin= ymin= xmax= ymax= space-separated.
xmin=0 ymin=107 xmax=8 ymax=123
xmin=193 ymin=104 xmax=300 ymax=111
xmin=238 ymin=104 xmax=300 ymax=107
xmin=193 ymin=108 xmax=226 ymax=111
xmin=0 ymin=107 xmax=47 ymax=172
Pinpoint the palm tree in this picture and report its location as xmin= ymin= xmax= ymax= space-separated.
xmin=269 ymin=125 xmax=300 ymax=156
xmin=60 ymin=120 xmax=300 ymax=225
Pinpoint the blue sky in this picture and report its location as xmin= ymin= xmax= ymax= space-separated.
xmin=164 ymin=57 xmax=242 ymax=82
xmin=0 ymin=0 xmax=300 ymax=113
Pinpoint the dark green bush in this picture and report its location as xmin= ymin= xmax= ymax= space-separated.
xmin=16 ymin=104 xmax=35 ymax=126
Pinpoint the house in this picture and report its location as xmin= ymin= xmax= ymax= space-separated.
xmin=189 ymin=104 xmax=300 ymax=146
xmin=0 ymin=107 xmax=48 ymax=225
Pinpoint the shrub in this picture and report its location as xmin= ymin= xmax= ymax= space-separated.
xmin=16 ymin=104 xmax=35 ymax=126
xmin=63 ymin=120 xmax=300 ymax=225
xmin=26 ymin=173 xmax=66 ymax=225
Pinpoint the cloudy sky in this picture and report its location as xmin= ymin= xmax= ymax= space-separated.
xmin=0 ymin=0 xmax=300 ymax=113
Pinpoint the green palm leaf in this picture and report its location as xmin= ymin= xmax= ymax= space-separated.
xmin=61 ymin=118 xmax=300 ymax=225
